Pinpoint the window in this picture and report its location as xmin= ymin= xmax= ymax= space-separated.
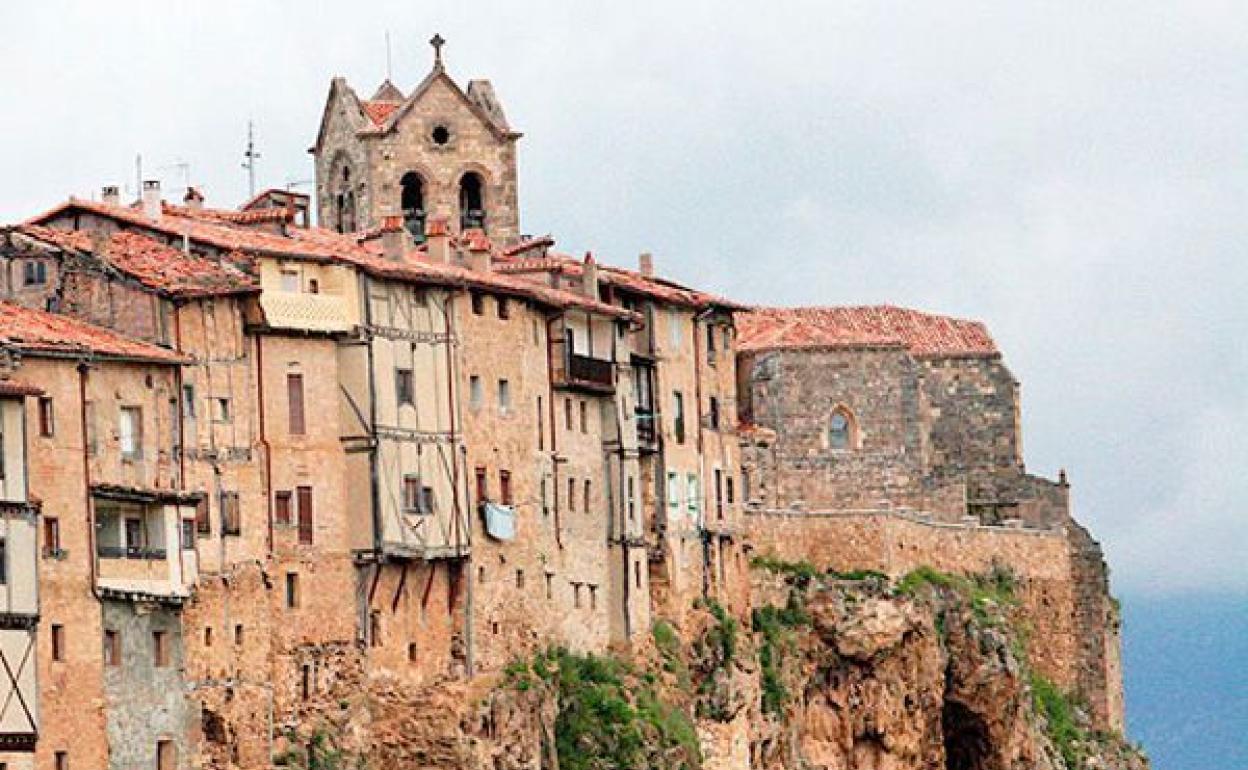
xmin=564 ymin=398 xmax=573 ymax=431
xmin=540 ymin=478 xmax=548 ymax=516
xmin=469 ymin=376 xmax=483 ymax=409
xmin=51 ymin=624 xmax=64 ymax=661
xmin=459 ymin=172 xmax=485 ymax=231
xmin=204 ymin=627 xmax=213 ymax=647
xmin=706 ymin=323 xmax=717 ymax=361
xmin=280 ymin=269 xmax=300 ymax=292
xmin=157 ymin=739 xmax=176 ymax=770
xmin=180 ymin=519 xmax=195 ymax=550
xmin=668 ymin=310 xmax=683 ymax=350
xmin=714 ymin=469 xmax=724 ymax=519
xmin=297 ymin=486 xmax=313 ymax=545
xmin=396 ymin=369 xmax=414 ymax=407
xmin=475 ymin=467 xmax=488 ymax=504
xmin=181 ymin=384 xmax=196 ymax=418
xmin=287 ymin=373 xmax=305 ymax=435
xmin=408 ymin=642 xmax=418 ymax=663
xmin=403 ymin=476 xmax=420 ymax=512
xmin=369 ymin=612 xmax=381 ymax=647
xmin=124 ymin=517 xmax=144 ymax=551
xmin=566 ymin=477 xmax=575 ymax=513
xmin=515 ymin=569 xmax=524 ymax=589
xmin=471 ymin=292 xmax=484 ymax=315
xmin=23 ymin=259 xmax=47 ymax=286
xmin=499 ymin=470 xmax=512 ymax=506
xmin=723 ymin=326 xmax=732 ymax=352
xmin=497 ymin=297 xmax=510 ymax=320
xmin=275 ymin=491 xmax=292 ymax=526
xmin=589 ymin=585 xmax=598 ymax=611
xmin=307 ymin=278 xmax=320 ymax=294
xmin=545 ymin=573 xmax=554 ymax=599
xmin=401 ymin=172 xmax=426 ymax=240
xmin=583 ymin=480 xmax=591 ymax=513
xmin=498 ymin=379 xmax=510 ymax=412
xmin=708 ymin=397 xmax=720 ymax=430
xmin=152 ymin=630 xmax=169 ymax=667
xmin=431 ymin=125 xmax=451 ymax=145
xmin=537 ymin=397 xmax=544 ymax=450
xmin=687 ymin=473 xmax=699 ymax=514
xmin=673 ymin=392 xmax=685 ymax=444
xmin=726 ymin=476 xmax=735 ymax=505
xmin=38 ymin=397 xmax=54 ymax=437
xmin=220 ymin=492 xmax=241 ymax=536
xmin=301 ymin=663 xmax=312 ymax=700
xmin=285 ymin=572 xmax=300 ymax=609
xmin=3 ymin=538 xmax=15 ymax=583
xmin=43 ymin=517 xmax=61 ymax=557
xmin=119 ymin=407 xmax=142 ymax=459
xmin=215 ymin=398 xmax=231 ymax=423
xmin=579 ymin=400 xmax=587 ymax=433
xmin=55 ymin=751 xmax=68 ymax=770
xmin=828 ymin=408 xmax=854 ymax=451
xmin=627 ymin=477 xmax=636 ymax=522
xmin=234 ymin=624 xmax=244 ymax=646
xmin=667 ymin=472 xmax=680 ymax=509
xmin=195 ymin=498 xmax=211 ymax=535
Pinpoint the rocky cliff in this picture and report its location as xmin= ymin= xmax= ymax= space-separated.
xmin=270 ymin=561 xmax=1147 ymax=770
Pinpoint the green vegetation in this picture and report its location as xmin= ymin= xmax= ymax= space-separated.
xmin=273 ymin=729 xmax=358 ymax=770
xmin=652 ymin=619 xmax=692 ymax=690
xmin=752 ymin=590 xmax=811 ymax=716
xmin=895 ymin=565 xmax=1018 ymax=626
xmin=506 ymin=648 xmax=701 ymax=770
xmin=1030 ymin=673 xmax=1086 ymax=769
xmin=750 ymin=554 xmax=821 ymax=584
xmin=698 ymin=599 xmax=739 ymax=666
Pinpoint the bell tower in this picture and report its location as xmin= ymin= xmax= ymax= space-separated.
xmin=311 ymin=34 xmax=522 ymax=243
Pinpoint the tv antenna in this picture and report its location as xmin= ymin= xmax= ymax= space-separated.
xmin=242 ymin=121 xmax=261 ymax=198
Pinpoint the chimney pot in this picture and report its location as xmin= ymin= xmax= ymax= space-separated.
xmin=426 ymin=217 xmax=452 ymax=264
xmin=581 ymin=252 xmax=599 ymax=299
xmin=466 ymin=230 xmax=492 ymax=272
xmin=101 ymin=185 xmax=121 ymax=206
xmin=183 ymin=187 xmax=204 ymax=212
xmin=381 ymin=215 xmax=407 ymax=260
xmin=639 ymin=252 xmax=654 ymax=277
xmin=142 ymin=180 xmax=162 ymax=220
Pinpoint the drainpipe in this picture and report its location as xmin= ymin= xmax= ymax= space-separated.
xmin=544 ymin=315 xmax=563 ymax=549
xmin=444 ymin=292 xmax=472 ymax=677
xmin=692 ymin=310 xmax=711 ymax=599
xmin=78 ymin=361 xmax=101 ymax=600
xmin=364 ymin=279 xmax=382 ymax=556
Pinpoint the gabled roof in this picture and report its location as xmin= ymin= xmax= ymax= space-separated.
xmin=736 ymin=306 xmax=998 ymax=359
xmin=371 ymin=79 xmax=405 ymax=102
xmin=15 ymin=224 xmax=257 ymax=299
xmin=0 ymin=301 xmax=186 ymax=363
xmin=359 ymin=66 xmax=519 ymax=141
xmin=494 ymin=252 xmax=746 ymax=312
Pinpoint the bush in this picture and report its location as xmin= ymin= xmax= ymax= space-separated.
xmin=1031 ymin=673 xmax=1086 ymax=769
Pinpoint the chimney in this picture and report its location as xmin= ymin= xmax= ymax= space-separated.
xmin=183 ymin=187 xmax=204 ymax=212
xmin=380 ymin=215 xmax=406 ymax=260
xmin=581 ymin=252 xmax=599 ymax=299
xmin=466 ymin=231 xmax=492 ymax=272
xmin=426 ymin=217 xmax=452 ymax=264
xmin=142 ymin=180 xmax=162 ymax=220
xmin=101 ymin=185 xmax=121 ymax=207
xmin=639 ymin=252 xmax=654 ymax=278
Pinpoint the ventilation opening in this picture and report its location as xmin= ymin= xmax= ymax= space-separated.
xmin=942 ymin=699 xmax=993 ymax=770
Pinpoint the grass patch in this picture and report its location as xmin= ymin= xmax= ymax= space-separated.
xmin=749 ymin=554 xmax=820 ymax=585
xmin=752 ymin=591 xmax=811 ymax=716
xmin=1030 ymin=673 xmax=1086 ymax=769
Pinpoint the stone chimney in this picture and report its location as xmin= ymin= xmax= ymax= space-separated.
xmin=380 ymin=215 xmax=406 ymax=261
xmin=142 ymin=180 xmax=162 ymax=220
xmin=581 ymin=252 xmax=599 ymax=299
xmin=639 ymin=252 xmax=654 ymax=278
xmin=101 ymin=185 xmax=121 ymax=207
xmin=183 ymin=187 xmax=205 ymax=212
xmin=426 ymin=217 xmax=452 ymax=264
xmin=466 ymin=231 xmax=492 ymax=272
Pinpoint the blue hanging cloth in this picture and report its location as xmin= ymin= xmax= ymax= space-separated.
xmin=484 ymin=502 xmax=516 ymax=541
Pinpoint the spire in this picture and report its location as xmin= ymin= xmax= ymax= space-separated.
xmin=430 ymin=33 xmax=446 ymax=70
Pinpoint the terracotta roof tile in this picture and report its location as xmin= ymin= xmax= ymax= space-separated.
xmin=361 ymin=100 xmax=400 ymax=126
xmin=0 ymin=301 xmax=186 ymax=363
xmin=0 ymin=380 xmax=43 ymax=397
xmin=17 ymin=225 xmax=257 ymax=298
xmin=736 ymin=306 xmax=998 ymax=358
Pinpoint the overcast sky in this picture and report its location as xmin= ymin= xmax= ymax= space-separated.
xmin=2 ymin=1 xmax=1243 ymax=597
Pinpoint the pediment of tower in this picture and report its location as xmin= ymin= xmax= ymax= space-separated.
xmin=362 ymin=68 xmax=520 ymax=143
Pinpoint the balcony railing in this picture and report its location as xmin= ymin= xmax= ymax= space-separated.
xmin=554 ymin=353 xmax=615 ymax=393
xmin=97 ymin=545 xmax=168 ymax=561
xmin=635 ymin=409 xmax=658 ymax=447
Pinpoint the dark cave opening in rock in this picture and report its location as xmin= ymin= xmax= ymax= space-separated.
xmin=942 ymin=699 xmax=994 ymax=770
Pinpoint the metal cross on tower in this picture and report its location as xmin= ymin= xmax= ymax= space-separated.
xmin=430 ymin=33 xmax=446 ymax=68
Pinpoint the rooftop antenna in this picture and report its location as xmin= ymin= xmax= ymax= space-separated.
xmin=159 ymin=160 xmax=191 ymax=190
xmin=242 ymin=120 xmax=261 ymax=198
xmin=385 ymin=31 xmax=393 ymax=81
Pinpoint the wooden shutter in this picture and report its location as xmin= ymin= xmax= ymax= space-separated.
xmin=287 ymin=374 xmax=305 ymax=435
xmin=297 ymin=486 xmax=313 ymax=545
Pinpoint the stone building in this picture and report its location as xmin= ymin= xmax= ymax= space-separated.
xmin=0 ymin=34 xmax=1129 ymax=767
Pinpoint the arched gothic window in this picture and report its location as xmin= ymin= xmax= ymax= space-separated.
xmin=400 ymin=172 xmax=426 ymax=242
xmin=335 ymin=165 xmax=356 ymax=233
xmin=827 ymin=407 xmax=856 ymax=451
xmin=459 ymin=172 xmax=485 ymax=231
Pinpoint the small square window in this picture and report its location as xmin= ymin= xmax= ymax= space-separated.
xmin=396 ymin=368 xmax=414 ymax=406
xmin=469 ymin=376 xmax=483 ymax=409
xmin=215 ymin=398 xmax=232 ymax=423
xmin=104 ymin=629 xmax=119 ymax=666
xmin=51 ymin=624 xmax=64 ymax=661
xmin=471 ymin=292 xmax=484 ymax=315
xmin=285 ymin=572 xmax=300 ymax=609
xmin=498 ymin=380 xmax=510 ymax=412
xmin=38 ymin=397 xmax=54 ymax=437
xmin=152 ymin=630 xmax=169 ymax=667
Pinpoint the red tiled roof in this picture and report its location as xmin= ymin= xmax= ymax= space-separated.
xmin=26 ymin=199 xmax=636 ymax=321
xmin=0 ymin=301 xmax=186 ymax=363
xmin=17 ymin=225 xmax=256 ymax=298
xmin=361 ymin=100 xmax=400 ymax=126
xmin=736 ymin=306 xmax=998 ymax=358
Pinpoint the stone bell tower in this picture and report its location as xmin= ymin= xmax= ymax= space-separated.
xmin=311 ymin=34 xmax=522 ymax=243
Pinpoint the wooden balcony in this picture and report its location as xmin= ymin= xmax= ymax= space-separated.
xmin=553 ymin=353 xmax=615 ymax=394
